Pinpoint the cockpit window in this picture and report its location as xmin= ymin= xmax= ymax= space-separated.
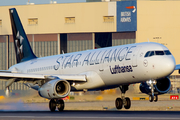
xmin=144 ymin=51 xmax=150 ymax=57
xmin=144 ymin=50 xmax=171 ymax=57
xmin=155 ymin=51 xmax=164 ymax=55
xmin=164 ymin=50 xmax=172 ymax=55
xmin=149 ymin=51 xmax=155 ymax=57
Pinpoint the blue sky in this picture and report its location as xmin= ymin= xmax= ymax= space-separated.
xmin=0 ymin=0 xmax=86 ymax=6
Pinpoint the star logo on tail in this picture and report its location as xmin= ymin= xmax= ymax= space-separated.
xmin=15 ymin=31 xmax=24 ymax=59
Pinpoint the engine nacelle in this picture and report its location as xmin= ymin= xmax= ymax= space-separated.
xmin=38 ymin=79 xmax=70 ymax=99
xmin=140 ymin=77 xmax=171 ymax=95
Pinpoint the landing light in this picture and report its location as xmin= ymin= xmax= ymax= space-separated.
xmin=146 ymin=80 xmax=156 ymax=86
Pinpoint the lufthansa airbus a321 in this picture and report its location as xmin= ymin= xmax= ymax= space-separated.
xmin=1 ymin=8 xmax=180 ymax=111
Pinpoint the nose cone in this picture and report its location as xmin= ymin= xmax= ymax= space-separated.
xmin=161 ymin=56 xmax=176 ymax=76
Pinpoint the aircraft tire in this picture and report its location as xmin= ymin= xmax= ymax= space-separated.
xmin=57 ymin=99 xmax=64 ymax=111
xmin=149 ymin=95 xmax=154 ymax=102
xmin=154 ymin=95 xmax=158 ymax=102
xmin=115 ymin=98 xmax=123 ymax=109
xmin=49 ymin=99 xmax=56 ymax=112
xmin=124 ymin=97 xmax=131 ymax=109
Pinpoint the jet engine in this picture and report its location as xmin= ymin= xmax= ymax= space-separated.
xmin=38 ymin=79 xmax=70 ymax=99
xmin=140 ymin=77 xmax=171 ymax=95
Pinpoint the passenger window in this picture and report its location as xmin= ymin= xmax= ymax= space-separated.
xmin=155 ymin=51 xmax=164 ymax=55
xmin=149 ymin=51 xmax=155 ymax=57
xmin=144 ymin=51 xmax=150 ymax=57
xmin=164 ymin=50 xmax=171 ymax=55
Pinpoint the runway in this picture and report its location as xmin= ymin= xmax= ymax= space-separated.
xmin=0 ymin=100 xmax=180 ymax=120
xmin=0 ymin=111 xmax=180 ymax=120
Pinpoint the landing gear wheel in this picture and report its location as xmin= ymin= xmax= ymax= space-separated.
xmin=124 ymin=97 xmax=131 ymax=109
xmin=57 ymin=99 xmax=64 ymax=111
xmin=49 ymin=99 xmax=56 ymax=112
xmin=115 ymin=98 xmax=123 ymax=109
xmin=149 ymin=95 xmax=154 ymax=102
xmin=116 ymin=85 xmax=131 ymax=110
xmin=154 ymin=95 xmax=158 ymax=102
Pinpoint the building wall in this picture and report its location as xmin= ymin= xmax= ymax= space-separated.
xmin=112 ymin=32 xmax=136 ymax=46
xmin=0 ymin=36 xmax=7 ymax=70
xmin=67 ymin=33 xmax=93 ymax=53
xmin=0 ymin=2 xmax=117 ymax=35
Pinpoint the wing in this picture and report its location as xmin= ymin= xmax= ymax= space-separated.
xmin=0 ymin=71 xmax=86 ymax=81
xmin=175 ymin=64 xmax=180 ymax=70
xmin=0 ymin=70 xmax=86 ymax=88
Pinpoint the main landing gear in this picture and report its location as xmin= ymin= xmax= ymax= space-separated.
xmin=5 ymin=87 xmax=10 ymax=97
xmin=115 ymin=85 xmax=131 ymax=110
xmin=49 ymin=99 xmax=64 ymax=112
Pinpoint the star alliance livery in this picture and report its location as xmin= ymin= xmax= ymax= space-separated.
xmin=2 ymin=8 xmax=180 ymax=111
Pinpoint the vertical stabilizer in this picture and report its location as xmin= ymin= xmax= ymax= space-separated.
xmin=9 ymin=8 xmax=37 ymax=63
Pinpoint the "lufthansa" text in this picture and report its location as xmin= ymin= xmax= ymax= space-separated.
xmin=109 ymin=65 xmax=133 ymax=74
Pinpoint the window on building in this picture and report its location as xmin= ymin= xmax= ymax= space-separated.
xmin=28 ymin=18 xmax=38 ymax=25
xmin=65 ymin=17 xmax=75 ymax=23
xmin=103 ymin=16 xmax=114 ymax=22
xmin=0 ymin=20 xmax=2 ymax=26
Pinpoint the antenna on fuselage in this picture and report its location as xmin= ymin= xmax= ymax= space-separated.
xmin=62 ymin=50 xmax=64 ymax=54
xmin=148 ymin=39 xmax=150 ymax=42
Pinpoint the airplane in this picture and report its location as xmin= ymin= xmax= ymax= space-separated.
xmin=2 ymin=8 xmax=179 ymax=111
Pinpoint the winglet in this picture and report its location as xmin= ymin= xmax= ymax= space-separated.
xmin=9 ymin=8 xmax=37 ymax=63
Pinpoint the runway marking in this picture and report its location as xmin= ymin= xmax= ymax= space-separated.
xmin=1 ymin=116 xmax=180 ymax=119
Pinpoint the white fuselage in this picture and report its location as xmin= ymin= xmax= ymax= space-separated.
xmin=9 ymin=42 xmax=176 ymax=91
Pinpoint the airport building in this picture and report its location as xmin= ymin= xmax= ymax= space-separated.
xmin=0 ymin=0 xmax=180 ymax=93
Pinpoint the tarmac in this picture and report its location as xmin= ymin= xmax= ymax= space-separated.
xmin=0 ymin=94 xmax=180 ymax=120
xmin=0 ymin=100 xmax=179 ymax=111
xmin=0 ymin=94 xmax=180 ymax=111
xmin=0 ymin=109 xmax=180 ymax=120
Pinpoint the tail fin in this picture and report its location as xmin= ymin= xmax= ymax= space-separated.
xmin=9 ymin=8 xmax=37 ymax=63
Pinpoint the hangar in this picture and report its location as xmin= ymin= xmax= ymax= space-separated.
xmin=0 ymin=0 xmax=179 ymax=93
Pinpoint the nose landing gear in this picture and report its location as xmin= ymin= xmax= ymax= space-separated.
xmin=147 ymin=80 xmax=158 ymax=102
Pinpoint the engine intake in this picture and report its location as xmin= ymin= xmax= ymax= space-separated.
xmin=38 ymin=79 xmax=70 ymax=99
xmin=140 ymin=77 xmax=171 ymax=95
xmin=155 ymin=78 xmax=171 ymax=93
xmin=55 ymin=80 xmax=70 ymax=96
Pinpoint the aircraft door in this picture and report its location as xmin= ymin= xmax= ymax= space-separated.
xmin=99 ymin=51 xmax=105 ymax=73
xmin=132 ymin=46 xmax=141 ymax=67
